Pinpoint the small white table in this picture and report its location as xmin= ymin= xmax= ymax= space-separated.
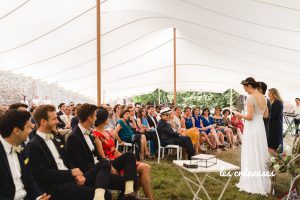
xmin=173 ymin=156 xmax=240 ymax=200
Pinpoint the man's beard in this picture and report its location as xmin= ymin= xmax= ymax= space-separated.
xmin=46 ymin=124 xmax=56 ymax=133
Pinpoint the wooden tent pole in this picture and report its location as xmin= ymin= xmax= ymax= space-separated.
xmin=97 ymin=0 xmax=101 ymax=106
xmin=173 ymin=28 xmax=177 ymax=106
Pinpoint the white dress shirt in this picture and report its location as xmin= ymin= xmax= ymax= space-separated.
xmin=0 ymin=136 xmax=27 ymax=200
xmin=36 ymin=131 xmax=68 ymax=170
xmin=60 ymin=114 xmax=73 ymax=126
xmin=78 ymin=124 xmax=98 ymax=164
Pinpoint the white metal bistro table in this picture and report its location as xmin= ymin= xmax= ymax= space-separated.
xmin=173 ymin=156 xmax=240 ymax=200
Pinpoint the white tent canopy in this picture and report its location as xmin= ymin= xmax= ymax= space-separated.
xmin=1 ymin=0 xmax=300 ymax=103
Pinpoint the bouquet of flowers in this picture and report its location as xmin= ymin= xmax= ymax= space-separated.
xmin=270 ymin=145 xmax=300 ymax=176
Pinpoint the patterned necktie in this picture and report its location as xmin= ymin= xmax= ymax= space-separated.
xmin=11 ymin=145 xmax=23 ymax=153
xmin=84 ymin=130 xmax=90 ymax=136
xmin=46 ymin=133 xmax=54 ymax=140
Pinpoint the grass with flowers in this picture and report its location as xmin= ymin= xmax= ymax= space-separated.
xmin=144 ymin=148 xmax=292 ymax=200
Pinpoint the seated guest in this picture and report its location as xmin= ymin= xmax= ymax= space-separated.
xmin=26 ymin=105 xmax=115 ymax=200
xmin=146 ymin=106 xmax=158 ymax=129
xmin=93 ymin=108 xmax=153 ymax=200
xmin=113 ymin=104 xmax=122 ymax=121
xmin=200 ymin=108 xmax=225 ymax=152
xmin=180 ymin=107 xmax=200 ymax=154
xmin=114 ymin=109 xmax=152 ymax=161
xmin=213 ymin=107 xmax=234 ymax=149
xmin=128 ymin=105 xmax=140 ymax=133
xmin=134 ymin=103 xmax=141 ymax=120
xmin=222 ymin=109 xmax=242 ymax=145
xmin=9 ymin=103 xmax=32 ymax=145
xmin=157 ymin=108 xmax=195 ymax=159
xmin=136 ymin=107 xmax=158 ymax=155
xmin=60 ymin=105 xmax=73 ymax=129
xmin=66 ymin=104 xmax=147 ymax=200
xmin=105 ymin=106 xmax=116 ymax=132
xmin=56 ymin=103 xmax=66 ymax=129
xmin=57 ymin=103 xmax=66 ymax=116
xmin=192 ymin=107 xmax=214 ymax=151
xmin=0 ymin=109 xmax=50 ymax=200
xmin=71 ymin=106 xmax=79 ymax=130
xmin=69 ymin=102 xmax=75 ymax=115
xmin=231 ymin=110 xmax=244 ymax=134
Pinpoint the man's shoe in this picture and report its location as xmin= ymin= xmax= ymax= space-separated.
xmin=123 ymin=192 xmax=150 ymax=200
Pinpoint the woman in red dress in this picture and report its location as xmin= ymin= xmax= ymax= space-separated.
xmin=93 ymin=108 xmax=154 ymax=200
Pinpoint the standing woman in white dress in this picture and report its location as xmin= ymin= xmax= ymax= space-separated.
xmin=233 ymin=77 xmax=271 ymax=196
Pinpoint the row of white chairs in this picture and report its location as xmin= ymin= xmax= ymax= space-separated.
xmin=116 ymin=128 xmax=182 ymax=163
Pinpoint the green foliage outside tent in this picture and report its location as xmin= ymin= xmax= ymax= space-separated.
xmin=132 ymin=88 xmax=243 ymax=110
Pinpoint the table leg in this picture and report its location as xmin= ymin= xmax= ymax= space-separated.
xmin=194 ymin=173 xmax=211 ymax=200
xmin=177 ymin=166 xmax=200 ymax=199
xmin=218 ymin=175 xmax=232 ymax=200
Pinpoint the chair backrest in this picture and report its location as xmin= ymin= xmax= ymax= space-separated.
xmin=154 ymin=128 xmax=162 ymax=149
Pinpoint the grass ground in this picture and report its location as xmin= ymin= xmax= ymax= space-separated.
xmin=142 ymin=148 xmax=292 ymax=200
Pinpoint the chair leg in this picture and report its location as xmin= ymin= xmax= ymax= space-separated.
xmin=180 ymin=147 xmax=182 ymax=160
xmin=287 ymin=175 xmax=300 ymax=200
xmin=158 ymin=147 xmax=161 ymax=163
xmin=162 ymin=147 xmax=165 ymax=158
xmin=177 ymin=148 xmax=179 ymax=160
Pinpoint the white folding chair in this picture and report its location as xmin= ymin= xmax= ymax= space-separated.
xmin=116 ymin=141 xmax=135 ymax=153
xmin=154 ymin=128 xmax=182 ymax=163
xmin=287 ymin=154 xmax=300 ymax=199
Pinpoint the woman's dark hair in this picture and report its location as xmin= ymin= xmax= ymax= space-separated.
xmin=77 ymin=103 xmax=97 ymax=123
xmin=241 ymin=77 xmax=259 ymax=88
xmin=137 ymin=107 xmax=145 ymax=121
xmin=296 ymin=98 xmax=300 ymax=101
xmin=258 ymin=81 xmax=268 ymax=95
xmin=95 ymin=108 xmax=109 ymax=127
xmin=222 ymin=109 xmax=230 ymax=115
xmin=201 ymin=108 xmax=210 ymax=116
xmin=0 ymin=109 xmax=31 ymax=138
xmin=183 ymin=106 xmax=191 ymax=112
xmin=215 ymin=106 xmax=222 ymax=112
xmin=192 ymin=107 xmax=201 ymax=116
xmin=113 ymin=104 xmax=121 ymax=113
xmin=120 ymin=109 xmax=130 ymax=118
xmin=174 ymin=107 xmax=181 ymax=111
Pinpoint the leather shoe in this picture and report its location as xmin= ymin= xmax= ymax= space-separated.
xmin=123 ymin=192 xmax=149 ymax=200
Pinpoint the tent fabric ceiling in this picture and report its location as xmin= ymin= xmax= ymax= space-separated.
xmin=0 ymin=0 xmax=300 ymax=102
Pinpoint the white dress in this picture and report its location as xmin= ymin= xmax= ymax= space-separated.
xmin=236 ymin=95 xmax=271 ymax=195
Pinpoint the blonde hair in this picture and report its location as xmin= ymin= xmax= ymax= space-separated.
xmin=269 ymin=88 xmax=283 ymax=103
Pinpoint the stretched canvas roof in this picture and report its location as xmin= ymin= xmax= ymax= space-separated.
xmin=1 ymin=0 xmax=300 ymax=103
